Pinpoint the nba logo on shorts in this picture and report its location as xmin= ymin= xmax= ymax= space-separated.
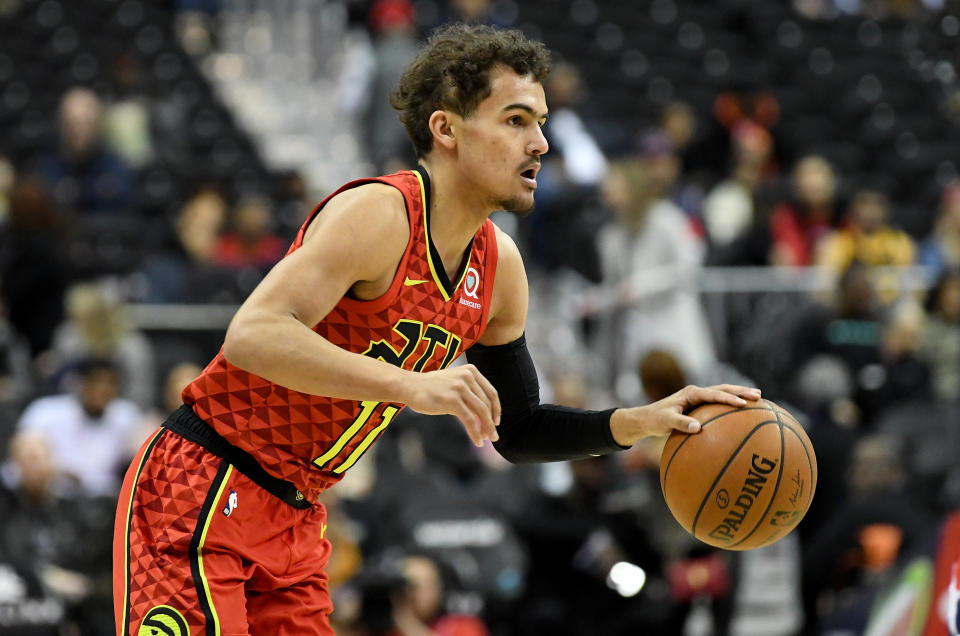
xmin=222 ymin=489 xmax=239 ymax=517
xmin=464 ymin=267 xmax=480 ymax=299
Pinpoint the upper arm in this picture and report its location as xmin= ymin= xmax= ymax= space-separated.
xmin=228 ymin=183 xmax=408 ymax=331
xmin=476 ymin=226 xmax=528 ymax=346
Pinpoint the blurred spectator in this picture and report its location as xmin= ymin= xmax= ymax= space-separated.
xmin=702 ymin=120 xmax=777 ymax=262
xmin=102 ymin=51 xmax=155 ymax=170
xmin=919 ymin=181 xmax=960 ymax=281
xmin=542 ymin=63 xmax=608 ymax=189
xmin=0 ymin=432 xmax=116 ymax=633
xmin=659 ymin=102 xmax=697 ymax=167
xmin=520 ymin=63 xmax=607 ymax=276
xmin=138 ymin=185 xmax=244 ymax=303
xmin=387 ymin=554 xmax=490 ymax=636
xmin=788 ymin=262 xmax=885 ymax=396
xmin=814 ymin=189 xmax=915 ymax=270
xmin=636 ymin=132 xmax=683 ymax=212
xmin=33 ymin=87 xmax=136 ymax=217
xmin=769 ymin=155 xmax=840 ymax=266
xmin=0 ymin=175 xmax=71 ymax=357
xmin=367 ymin=0 xmax=420 ymax=173
xmin=855 ymin=299 xmax=930 ymax=422
xmin=213 ymin=195 xmax=287 ymax=271
xmin=655 ymin=102 xmax=712 ymax=219
xmin=802 ymin=433 xmax=938 ymax=633
xmin=508 ymin=455 xmax=667 ymax=635
xmin=918 ymin=269 xmax=960 ymax=402
xmin=595 ymin=158 xmax=714 ymax=399
xmin=14 ymin=358 xmax=142 ymax=497
xmin=49 ymin=282 xmax=156 ymax=409
xmin=793 ymin=355 xmax=859 ymax=544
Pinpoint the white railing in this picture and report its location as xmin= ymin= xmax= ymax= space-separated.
xmin=124 ymin=265 xmax=934 ymax=331
xmin=570 ymin=265 xmax=932 ymax=318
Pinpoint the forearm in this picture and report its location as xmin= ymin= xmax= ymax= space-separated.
xmin=466 ymin=334 xmax=626 ymax=463
xmin=493 ymin=403 xmax=621 ymax=463
xmin=223 ymin=310 xmax=414 ymax=403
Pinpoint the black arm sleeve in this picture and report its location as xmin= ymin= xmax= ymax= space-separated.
xmin=465 ymin=334 xmax=628 ymax=463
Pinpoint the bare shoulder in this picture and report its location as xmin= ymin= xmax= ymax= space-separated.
xmin=491 ymin=222 xmax=525 ymax=278
xmin=303 ymin=182 xmax=407 ymax=244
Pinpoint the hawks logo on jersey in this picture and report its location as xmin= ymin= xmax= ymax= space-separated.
xmin=182 ymin=168 xmax=498 ymax=500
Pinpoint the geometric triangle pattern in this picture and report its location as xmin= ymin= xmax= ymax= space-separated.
xmin=121 ymin=432 xmax=222 ymax=634
xmin=182 ymin=170 xmax=498 ymax=502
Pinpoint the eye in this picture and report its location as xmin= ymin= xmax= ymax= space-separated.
xmin=508 ymin=115 xmax=523 ymax=126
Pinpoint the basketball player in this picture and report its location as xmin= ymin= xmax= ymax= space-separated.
xmin=113 ymin=23 xmax=760 ymax=636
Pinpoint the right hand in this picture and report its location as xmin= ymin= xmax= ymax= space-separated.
xmin=403 ymin=364 xmax=501 ymax=447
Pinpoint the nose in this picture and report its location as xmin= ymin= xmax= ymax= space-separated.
xmin=529 ymin=125 xmax=548 ymax=156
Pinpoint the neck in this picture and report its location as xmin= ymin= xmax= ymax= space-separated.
xmin=418 ymin=159 xmax=491 ymax=274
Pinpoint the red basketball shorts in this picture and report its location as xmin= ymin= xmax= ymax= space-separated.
xmin=113 ymin=425 xmax=334 ymax=636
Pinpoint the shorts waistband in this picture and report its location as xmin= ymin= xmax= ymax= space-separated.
xmin=163 ymin=404 xmax=312 ymax=509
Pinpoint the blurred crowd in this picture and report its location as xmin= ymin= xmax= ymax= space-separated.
xmin=0 ymin=0 xmax=959 ymax=634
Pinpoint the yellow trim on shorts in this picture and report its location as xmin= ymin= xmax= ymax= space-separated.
xmin=120 ymin=428 xmax=165 ymax=636
xmin=196 ymin=464 xmax=233 ymax=636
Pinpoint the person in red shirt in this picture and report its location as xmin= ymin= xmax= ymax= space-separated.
xmin=388 ymin=555 xmax=488 ymax=636
xmin=213 ymin=195 xmax=288 ymax=271
xmin=769 ymin=155 xmax=839 ymax=267
xmin=113 ymin=23 xmax=758 ymax=636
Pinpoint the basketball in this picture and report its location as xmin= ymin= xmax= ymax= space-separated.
xmin=659 ymin=399 xmax=817 ymax=551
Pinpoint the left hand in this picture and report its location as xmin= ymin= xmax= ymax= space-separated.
xmin=610 ymin=384 xmax=762 ymax=446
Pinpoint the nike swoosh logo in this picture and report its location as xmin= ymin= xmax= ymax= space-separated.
xmin=404 ymin=277 xmax=429 ymax=287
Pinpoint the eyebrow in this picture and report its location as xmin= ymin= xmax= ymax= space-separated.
xmin=502 ymin=103 xmax=549 ymax=121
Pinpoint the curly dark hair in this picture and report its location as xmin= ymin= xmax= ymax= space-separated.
xmin=390 ymin=23 xmax=551 ymax=159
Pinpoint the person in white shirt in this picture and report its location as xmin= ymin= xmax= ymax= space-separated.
xmin=15 ymin=358 xmax=142 ymax=497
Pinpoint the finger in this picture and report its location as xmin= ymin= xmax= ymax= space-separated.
xmin=709 ymin=384 xmax=762 ymax=401
xmin=468 ymin=365 xmax=501 ymax=426
xmin=704 ymin=388 xmax=748 ymax=407
xmin=460 ymin=390 xmax=499 ymax=443
xmin=686 ymin=387 xmax=748 ymax=408
xmin=455 ymin=407 xmax=485 ymax=447
xmin=675 ymin=414 xmax=702 ymax=434
xmin=457 ymin=370 xmax=498 ymax=441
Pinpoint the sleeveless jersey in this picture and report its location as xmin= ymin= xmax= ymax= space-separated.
xmin=182 ymin=169 xmax=498 ymax=500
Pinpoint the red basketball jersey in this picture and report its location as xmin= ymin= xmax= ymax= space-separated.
xmin=182 ymin=169 xmax=498 ymax=500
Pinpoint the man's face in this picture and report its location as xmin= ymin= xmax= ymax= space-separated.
xmin=81 ymin=368 xmax=119 ymax=417
xmin=852 ymin=196 xmax=887 ymax=234
xmin=449 ymin=66 xmax=549 ymax=215
xmin=60 ymin=88 xmax=101 ymax=158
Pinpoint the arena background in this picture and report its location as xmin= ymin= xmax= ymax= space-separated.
xmin=0 ymin=0 xmax=959 ymax=634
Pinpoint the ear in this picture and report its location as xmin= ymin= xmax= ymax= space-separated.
xmin=428 ymin=110 xmax=457 ymax=151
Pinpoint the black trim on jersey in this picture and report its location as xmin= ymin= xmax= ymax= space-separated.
xmin=121 ymin=429 xmax=168 ymax=636
xmin=466 ymin=334 xmax=626 ymax=463
xmin=163 ymin=405 xmax=311 ymax=509
xmin=414 ymin=165 xmax=474 ymax=299
xmin=189 ymin=459 xmax=230 ymax=636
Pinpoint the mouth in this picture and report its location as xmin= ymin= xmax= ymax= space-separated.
xmin=520 ymin=163 xmax=540 ymax=188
